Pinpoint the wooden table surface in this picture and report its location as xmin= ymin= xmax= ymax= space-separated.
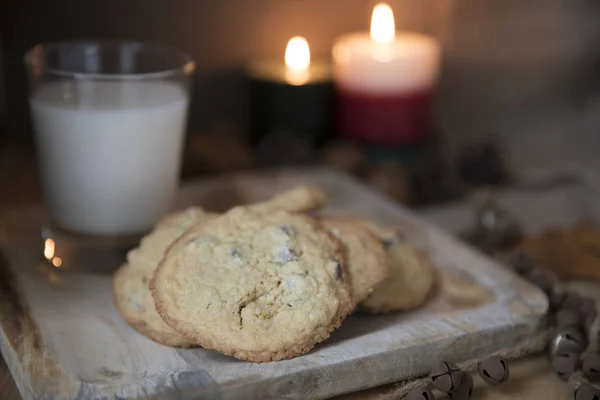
xmin=0 ymin=355 xmax=578 ymax=400
xmin=0 ymin=355 xmax=20 ymax=400
xmin=0 ymin=142 xmax=38 ymax=400
xmin=0 ymin=142 xmax=595 ymax=400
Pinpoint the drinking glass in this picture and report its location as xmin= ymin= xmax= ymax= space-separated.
xmin=24 ymin=41 xmax=195 ymax=271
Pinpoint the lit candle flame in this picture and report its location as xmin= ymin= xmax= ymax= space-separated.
xmin=285 ymin=36 xmax=310 ymax=71
xmin=370 ymin=3 xmax=395 ymax=44
xmin=285 ymin=36 xmax=310 ymax=85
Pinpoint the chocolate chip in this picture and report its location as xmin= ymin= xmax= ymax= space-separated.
xmin=335 ymin=261 xmax=343 ymax=281
xmin=275 ymin=247 xmax=298 ymax=265
xmin=582 ymin=353 xmax=600 ymax=382
xmin=406 ymin=386 xmax=435 ymax=400
xmin=551 ymin=327 xmax=588 ymax=357
xmin=574 ymin=384 xmax=600 ymax=400
xmin=431 ymin=361 xmax=462 ymax=393
xmin=552 ymin=352 xmax=579 ymax=380
xmin=477 ymin=356 xmax=509 ymax=386
xmin=278 ymin=224 xmax=294 ymax=237
xmin=228 ymin=248 xmax=244 ymax=259
xmin=556 ymin=309 xmax=582 ymax=329
xmin=449 ymin=372 xmax=473 ymax=399
xmin=508 ymin=251 xmax=534 ymax=276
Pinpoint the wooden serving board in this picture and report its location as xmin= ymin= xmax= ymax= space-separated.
xmin=0 ymin=169 xmax=547 ymax=400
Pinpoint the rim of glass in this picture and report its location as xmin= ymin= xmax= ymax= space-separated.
xmin=24 ymin=40 xmax=196 ymax=81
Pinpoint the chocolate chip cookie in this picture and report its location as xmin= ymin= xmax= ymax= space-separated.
xmin=360 ymin=229 xmax=436 ymax=313
xmin=247 ymin=185 xmax=326 ymax=214
xmin=321 ymin=216 xmax=436 ymax=313
xmin=113 ymin=208 xmax=217 ymax=347
xmin=151 ymin=207 xmax=353 ymax=362
xmin=113 ymin=186 xmax=327 ymax=347
xmin=320 ymin=216 xmax=392 ymax=304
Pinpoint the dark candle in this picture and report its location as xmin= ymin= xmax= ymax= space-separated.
xmin=247 ymin=37 xmax=332 ymax=147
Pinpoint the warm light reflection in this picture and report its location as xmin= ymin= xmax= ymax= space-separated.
xmin=285 ymin=36 xmax=310 ymax=85
xmin=370 ymin=3 xmax=395 ymax=44
xmin=44 ymin=238 xmax=55 ymax=259
xmin=51 ymin=257 xmax=63 ymax=267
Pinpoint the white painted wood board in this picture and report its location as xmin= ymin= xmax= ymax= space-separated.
xmin=0 ymin=168 xmax=547 ymax=400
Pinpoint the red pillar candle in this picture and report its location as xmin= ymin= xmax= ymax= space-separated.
xmin=332 ymin=3 xmax=441 ymax=146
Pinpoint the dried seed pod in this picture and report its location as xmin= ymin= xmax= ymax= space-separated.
xmin=430 ymin=361 xmax=463 ymax=393
xmin=406 ymin=385 xmax=436 ymax=400
xmin=470 ymin=199 xmax=521 ymax=253
xmin=450 ymin=372 xmax=473 ymax=400
xmin=365 ymin=163 xmax=412 ymax=205
xmin=551 ymin=352 xmax=579 ymax=380
xmin=477 ymin=356 xmax=509 ymax=386
xmin=508 ymin=251 xmax=534 ymax=276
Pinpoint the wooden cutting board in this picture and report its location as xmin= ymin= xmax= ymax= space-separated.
xmin=0 ymin=169 xmax=547 ymax=400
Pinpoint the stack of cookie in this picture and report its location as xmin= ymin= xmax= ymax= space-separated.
xmin=113 ymin=186 xmax=436 ymax=362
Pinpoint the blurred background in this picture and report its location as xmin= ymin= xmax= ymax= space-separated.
xmin=1 ymin=0 xmax=600 ymax=209
xmin=1 ymin=3 xmax=600 ymax=397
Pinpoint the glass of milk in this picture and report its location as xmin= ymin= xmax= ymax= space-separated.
xmin=24 ymin=41 xmax=195 ymax=269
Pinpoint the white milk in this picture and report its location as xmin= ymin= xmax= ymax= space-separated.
xmin=30 ymin=80 xmax=189 ymax=236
